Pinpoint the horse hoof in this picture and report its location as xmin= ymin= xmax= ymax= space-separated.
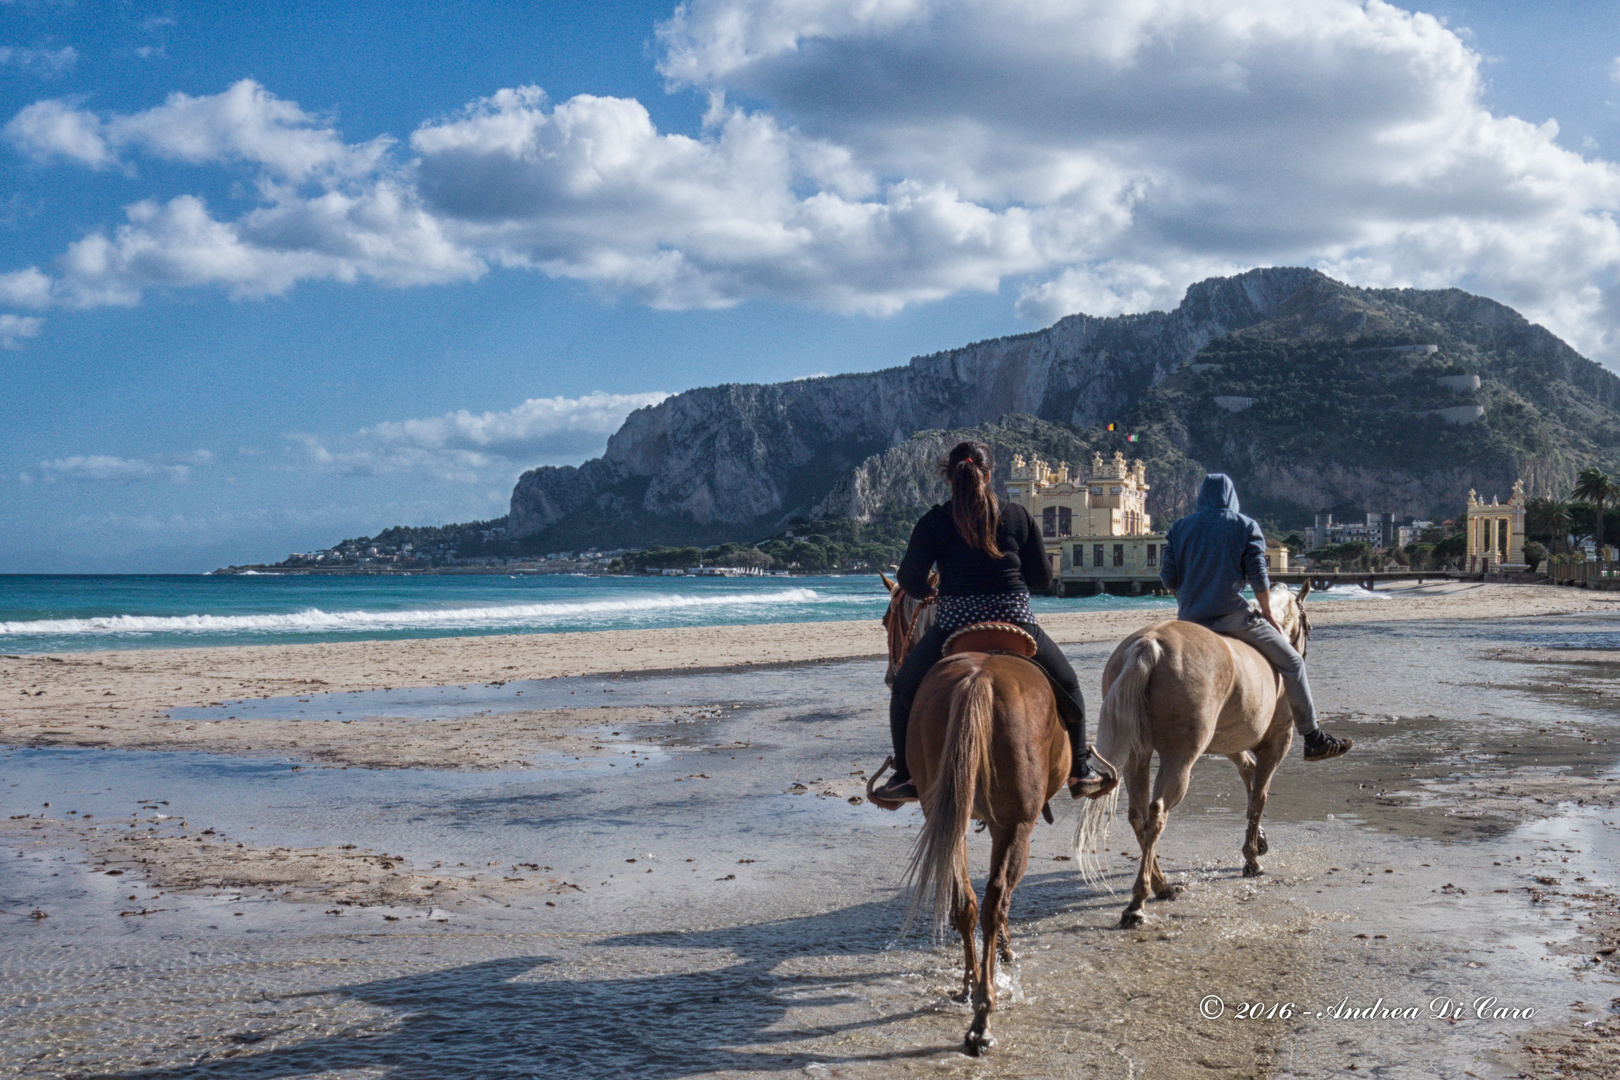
xmin=950 ymin=989 xmax=971 ymax=1004
xmin=965 ymin=1030 xmax=996 ymax=1056
xmin=1119 ymin=910 xmax=1145 ymax=929
xmin=1154 ymin=883 xmax=1183 ymax=901
xmin=998 ymin=943 xmax=1017 ymax=964
xmin=1243 ymin=863 xmax=1264 ymax=878
xmin=1255 ymin=831 xmax=1269 ymax=856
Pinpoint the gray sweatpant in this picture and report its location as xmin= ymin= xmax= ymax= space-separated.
xmin=1196 ymin=609 xmax=1319 ymax=734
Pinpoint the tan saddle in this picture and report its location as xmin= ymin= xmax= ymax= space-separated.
xmin=942 ymin=621 xmax=1038 ymax=658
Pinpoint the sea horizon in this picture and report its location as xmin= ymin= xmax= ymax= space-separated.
xmin=0 ymin=571 xmax=1395 ymax=655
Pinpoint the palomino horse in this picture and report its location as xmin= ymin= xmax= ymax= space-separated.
xmin=872 ymin=575 xmax=1073 ymax=1055
xmin=1076 ymin=583 xmax=1312 ymax=929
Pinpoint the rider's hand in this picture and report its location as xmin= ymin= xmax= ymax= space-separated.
xmin=1255 ymin=594 xmax=1282 ymax=634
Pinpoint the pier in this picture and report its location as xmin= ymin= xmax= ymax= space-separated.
xmin=1054 ymin=570 xmax=1453 ymax=597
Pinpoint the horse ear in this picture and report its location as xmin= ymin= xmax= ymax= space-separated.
xmin=1298 ymin=579 xmax=1311 ymax=602
xmin=879 ymin=571 xmax=897 ymax=595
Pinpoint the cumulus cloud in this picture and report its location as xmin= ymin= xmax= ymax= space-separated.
xmin=0 ymin=312 xmax=44 ymax=348
xmin=6 ymin=3 xmax=1620 ymax=362
xmin=290 ymin=391 xmax=670 ymax=481
xmin=6 ymin=79 xmax=388 ymax=180
xmin=23 ymin=450 xmax=212 ymax=484
xmin=0 ymin=46 xmax=76 ymax=78
xmin=1 ymin=82 xmax=483 ymax=311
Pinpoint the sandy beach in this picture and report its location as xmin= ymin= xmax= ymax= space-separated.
xmin=4 ymin=581 xmax=1615 ymax=764
xmin=4 ymin=580 xmax=1620 ymax=1078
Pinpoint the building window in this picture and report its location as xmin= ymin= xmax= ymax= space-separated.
xmin=1113 ymin=544 xmax=1124 ymax=567
xmin=1043 ymin=506 xmax=1056 ymax=538
xmin=1058 ymin=506 xmax=1072 ymax=536
xmin=1146 ymin=543 xmax=1156 ymax=566
xmin=1093 ymin=544 xmax=1104 ymax=567
xmin=1497 ymin=518 xmax=1508 ymax=558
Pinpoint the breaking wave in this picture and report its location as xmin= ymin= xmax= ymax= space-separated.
xmin=0 ymin=588 xmax=822 ymax=637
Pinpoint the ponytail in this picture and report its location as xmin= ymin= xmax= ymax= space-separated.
xmin=941 ymin=441 xmax=1002 ymax=558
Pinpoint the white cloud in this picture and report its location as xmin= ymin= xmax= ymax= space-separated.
xmin=0 ymin=313 xmax=43 ymax=348
xmin=290 ymin=391 xmax=670 ymax=482
xmin=1 ymin=82 xmax=484 ymax=315
xmin=5 ymin=3 xmax=1620 ymax=363
xmin=6 ymin=79 xmax=388 ymax=180
xmin=23 ymin=450 xmax=211 ymax=484
xmin=0 ymin=46 xmax=76 ymax=78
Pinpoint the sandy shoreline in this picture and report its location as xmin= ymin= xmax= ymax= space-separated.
xmin=5 ymin=581 xmax=1620 ymax=1077
xmin=5 ymin=582 xmax=1617 ymax=758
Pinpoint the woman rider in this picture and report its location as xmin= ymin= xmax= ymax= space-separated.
xmin=872 ymin=440 xmax=1110 ymax=803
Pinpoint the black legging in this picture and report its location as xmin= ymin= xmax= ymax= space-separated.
xmin=887 ymin=619 xmax=1085 ymax=780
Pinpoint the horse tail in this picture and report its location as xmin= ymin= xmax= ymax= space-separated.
xmin=904 ymin=665 xmax=994 ymax=938
xmin=1074 ymin=634 xmax=1162 ymax=886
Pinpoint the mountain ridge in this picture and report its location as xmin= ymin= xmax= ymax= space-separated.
xmin=507 ymin=268 xmax=1620 ymax=551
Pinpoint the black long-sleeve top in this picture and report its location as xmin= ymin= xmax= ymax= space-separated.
xmin=896 ymin=501 xmax=1052 ymax=599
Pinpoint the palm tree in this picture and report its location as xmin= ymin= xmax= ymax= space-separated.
xmin=1526 ymin=496 xmax=1573 ymax=555
xmin=1572 ymin=468 xmax=1620 ymax=559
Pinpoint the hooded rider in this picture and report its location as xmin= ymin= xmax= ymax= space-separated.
xmin=1160 ymin=474 xmax=1351 ymax=762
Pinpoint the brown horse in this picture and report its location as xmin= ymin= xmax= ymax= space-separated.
xmin=1075 ymin=583 xmax=1312 ymax=929
xmin=873 ymin=576 xmax=1071 ymax=1055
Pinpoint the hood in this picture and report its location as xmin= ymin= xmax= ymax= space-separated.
xmin=1196 ymin=473 xmax=1240 ymax=513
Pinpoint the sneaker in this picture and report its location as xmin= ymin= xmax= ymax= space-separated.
xmin=870 ymin=776 xmax=918 ymax=803
xmin=1067 ymin=749 xmax=1118 ymax=800
xmin=1303 ymin=730 xmax=1352 ymax=761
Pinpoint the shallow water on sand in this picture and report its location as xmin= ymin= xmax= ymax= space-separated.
xmin=3 ymin=612 xmax=1620 ymax=1077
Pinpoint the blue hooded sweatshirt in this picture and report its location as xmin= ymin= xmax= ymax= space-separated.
xmin=1159 ymin=474 xmax=1270 ymax=623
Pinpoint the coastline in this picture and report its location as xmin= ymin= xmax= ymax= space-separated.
xmin=3 ymin=581 xmax=1616 ymax=724
xmin=6 ymin=580 xmax=1620 ymax=1076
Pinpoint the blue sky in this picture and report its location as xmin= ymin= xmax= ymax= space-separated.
xmin=2 ymin=0 xmax=1619 ymax=572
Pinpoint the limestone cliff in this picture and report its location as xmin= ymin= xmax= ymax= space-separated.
xmin=509 ymin=266 xmax=1320 ymax=548
xmin=510 ymin=267 xmax=1620 ymax=549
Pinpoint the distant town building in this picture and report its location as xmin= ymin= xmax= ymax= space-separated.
xmin=1006 ymin=451 xmax=1166 ymax=594
xmin=1305 ymin=512 xmax=1418 ymax=551
xmin=1465 ymin=481 xmax=1527 ymax=572
xmin=1396 ymin=521 xmax=1434 ymax=548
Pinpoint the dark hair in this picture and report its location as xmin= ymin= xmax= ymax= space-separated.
xmin=941 ymin=441 xmax=1002 ymax=558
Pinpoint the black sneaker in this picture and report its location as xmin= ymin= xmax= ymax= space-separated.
xmin=1067 ymin=749 xmax=1118 ymax=800
xmin=870 ymin=775 xmax=917 ymax=803
xmin=1303 ymin=730 xmax=1352 ymax=761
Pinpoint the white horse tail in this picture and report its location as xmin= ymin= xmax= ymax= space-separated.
xmin=904 ymin=666 xmax=994 ymax=938
xmin=1074 ymin=634 xmax=1162 ymax=886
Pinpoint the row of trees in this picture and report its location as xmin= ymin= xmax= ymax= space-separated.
xmin=1525 ymin=467 xmax=1620 ymax=563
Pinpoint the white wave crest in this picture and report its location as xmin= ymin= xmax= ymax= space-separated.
xmin=0 ymin=588 xmax=822 ymax=637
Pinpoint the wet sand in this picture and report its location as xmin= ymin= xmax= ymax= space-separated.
xmin=3 ymin=583 xmax=1620 ymax=1078
xmin=3 ymin=580 xmax=1614 ymax=764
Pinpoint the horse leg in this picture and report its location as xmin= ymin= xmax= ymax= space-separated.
xmin=950 ymin=838 xmax=979 ymax=1003
xmin=1120 ymin=752 xmax=1154 ymax=929
xmin=1227 ymin=751 xmax=1267 ymax=857
xmin=1144 ymin=754 xmax=1195 ymax=904
xmin=967 ymin=820 xmax=1032 ymax=1056
xmin=1241 ymin=732 xmax=1290 ymax=878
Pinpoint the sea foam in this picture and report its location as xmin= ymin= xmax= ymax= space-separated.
xmin=0 ymin=588 xmax=822 ymax=637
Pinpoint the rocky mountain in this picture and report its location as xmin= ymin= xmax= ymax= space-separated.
xmin=508 ymin=267 xmax=1620 ymax=550
xmin=510 ymin=267 xmax=1319 ymax=549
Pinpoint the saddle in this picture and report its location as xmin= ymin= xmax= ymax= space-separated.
xmin=940 ymin=621 xmax=1085 ymax=735
xmin=942 ymin=621 xmax=1037 ymax=657
xmin=865 ymin=621 xmax=1092 ymax=812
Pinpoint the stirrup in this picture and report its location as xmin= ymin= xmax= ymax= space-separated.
xmin=865 ymin=756 xmax=918 ymax=811
xmin=1067 ymin=746 xmax=1119 ymax=800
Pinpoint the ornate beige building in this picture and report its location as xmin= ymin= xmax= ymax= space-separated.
xmin=1006 ymin=451 xmax=1166 ymax=591
xmin=1465 ymin=481 xmax=1527 ymax=572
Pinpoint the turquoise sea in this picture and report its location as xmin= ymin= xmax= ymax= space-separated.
xmin=0 ymin=573 xmax=1387 ymax=654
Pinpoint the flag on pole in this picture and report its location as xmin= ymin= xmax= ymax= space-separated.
xmin=1106 ymin=423 xmax=1116 ymax=431
xmin=1126 ymin=433 xmax=1139 ymax=443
